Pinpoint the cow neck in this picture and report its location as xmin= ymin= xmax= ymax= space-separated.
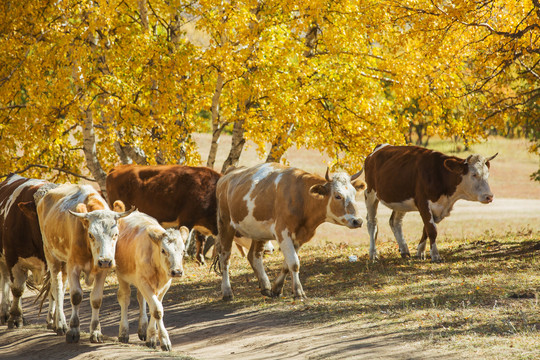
xmin=302 ymin=175 xmax=329 ymax=230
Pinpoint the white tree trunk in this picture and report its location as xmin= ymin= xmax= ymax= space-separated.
xmin=82 ymin=109 xmax=108 ymax=198
xmin=207 ymin=73 xmax=225 ymax=168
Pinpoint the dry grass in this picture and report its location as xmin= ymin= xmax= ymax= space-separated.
xmin=167 ymin=227 xmax=540 ymax=359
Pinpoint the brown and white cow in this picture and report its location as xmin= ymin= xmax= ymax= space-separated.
xmin=364 ymin=144 xmax=497 ymax=262
xmin=216 ymin=163 xmax=366 ymax=300
xmin=0 ymin=174 xmax=56 ymax=329
xmin=36 ymin=184 xmax=133 ymax=343
xmin=114 ymin=203 xmax=188 ymax=351
xmin=106 ymin=164 xmax=221 ymax=264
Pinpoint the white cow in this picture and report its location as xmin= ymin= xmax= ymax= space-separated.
xmin=37 ymin=184 xmax=133 ymax=343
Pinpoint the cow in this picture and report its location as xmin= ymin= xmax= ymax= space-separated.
xmin=106 ymin=164 xmax=274 ymax=264
xmin=114 ymin=202 xmax=188 ymax=351
xmin=0 ymin=174 xmax=57 ymax=329
xmin=36 ymin=184 xmax=133 ymax=343
xmin=364 ymin=144 xmax=497 ymax=262
xmin=216 ymin=163 xmax=366 ymax=300
xmin=106 ymin=164 xmax=221 ymax=264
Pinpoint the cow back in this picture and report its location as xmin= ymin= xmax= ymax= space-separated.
xmin=106 ymin=165 xmax=222 ymax=234
xmin=364 ymin=145 xmax=464 ymax=203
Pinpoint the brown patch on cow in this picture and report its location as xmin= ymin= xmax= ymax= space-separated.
xmin=252 ymin=172 xmax=280 ymax=221
xmin=152 ymin=309 xmax=163 ymax=320
xmin=17 ymin=201 xmax=37 ymax=218
xmin=71 ymin=291 xmax=82 ymax=306
xmin=91 ymin=298 xmax=102 ymax=310
xmin=70 ymin=316 xmax=80 ymax=328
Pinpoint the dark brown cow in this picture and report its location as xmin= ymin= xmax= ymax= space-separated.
xmin=216 ymin=163 xmax=366 ymax=300
xmin=0 ymin=174 xmax=56 ymax=328
xmin=106 ymin=164 xmax=222 ymax=263
xmin=364 ymin=144 xmax=497 ymax=262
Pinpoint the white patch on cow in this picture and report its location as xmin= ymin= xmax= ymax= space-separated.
xmin=232 ymin=164 xmax=278 ymax=240
xmin=381 ymin=198 xmax=417 ymax=212
xmin=0 ymin=177 xmax=44 ymax=220
xmin=274 ymin=173 xmax=283 ymax=187
xmin=368 ymin=143 xmax=390 ymax=157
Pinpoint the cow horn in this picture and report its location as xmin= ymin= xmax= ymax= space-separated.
xmin=68 ymin=210 xmax=89 ymax=219
xmin=350 ymin=168 xmax=364 ymax=181
xmin=464 ymin=155 xmax=473 ymax=164
xmin=325 ymin=167 xmax=331 ymax=182
xmin=485 ymin=152 xmax=498 ymax=162
xmin=115 ymin=205 xmax=136 ymax=219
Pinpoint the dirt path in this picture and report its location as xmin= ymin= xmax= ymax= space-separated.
xmin=1 ymin=198 xmax=538 ymax=360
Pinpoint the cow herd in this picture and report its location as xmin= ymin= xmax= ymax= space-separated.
xmin=0 ymin=144 xmax=497 ymax=351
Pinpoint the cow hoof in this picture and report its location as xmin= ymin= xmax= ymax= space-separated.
xmin=146 ymin=339 xmax=157 ymax=349
xmin=47 ymin=322 xmax=55 ymax=330
xmin=400 ymin=252 xmax=411 ymax=259
xmin=271 ymin=291 xmax=282 ymax=298
xmin=66 ymin=329 xmax=80 ymax=343
xmin=22 ymin=317 xmax=29 ymax=326
xmin=260 ymin=289 xmax=273 ymax=297
xmin=138 ymin=331 xmax=147 ymax=341
xmin=90 ymin=332 xmax=103 ymax=343
xmin=161 ymin=343 xmax=172 ymax=351
xmin=431 ymin=258 xmax=443 ymax=263
xmin=119 ymin=335 xmax=129 ymax=344
xmin=222 ymin=294 xmax=234 ymax=302
xmin=293 ymin=294 xmax=307 ymax=301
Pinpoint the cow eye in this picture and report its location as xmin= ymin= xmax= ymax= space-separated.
xmin=161 ymin=249 xmax=166 ymax=254
xmin=335 ymin=194 xmax=342 ymax=200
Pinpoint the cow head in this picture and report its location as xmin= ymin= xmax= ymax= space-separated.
xmin=149 ymin=226 xmax=189 ymax=278
xmin=444 ymin=153 xmax=497 ymax=204
xmin=309 ymin=168 xmax=367 ymax=228
xmin=69 ymin=201 xmax=135 ymax=269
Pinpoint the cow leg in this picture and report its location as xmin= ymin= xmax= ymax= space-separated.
xmin=7 ymin=262 xmax=28 ymax=328
xmin=246 ymin=240 xmax=272 ymax=297
xmin=271 ymin=260 xmax=289 ymax=297
xmin=416 ymin=227 xmax=428 ymax=260
xmin=218 ymin=216 xmax=235 ymax=301
xmin=417 ymin=203 xmax=441 ymax=262
xmin=139 ymin=284 xmax=170 ymax=351
xmin=117 ymin=278 xmax=131 ymax=343
xmin=46 ymin=291 xmax=56 ymax=329
xmin=194 ymin=231 xmax=206 ymax=265
xmin=66 ymin=265 xmax=82 ymax=343
xmin=0 ymin=260 xmax=10 ymax=325
xmin=89 ymin=270 xmax=108 ymax=343
xmin=137 ymin=289 xmax=148 ymax=341
xmin=389 ymin=211 xmax=410 ymax=258
xmin=48 ymin=261 xmax=68 ymax=335
xmin=279 ymin=235 xmax=305 ymax=299
xmin=365 ymin=189 xmax=380 ymax=260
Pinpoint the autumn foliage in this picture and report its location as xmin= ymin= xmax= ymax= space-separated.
xmin=1 ymin=0 xmax=539 ymax=191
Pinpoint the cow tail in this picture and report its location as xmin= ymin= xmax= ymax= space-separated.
xmin=33 ymin=271 xmax=51 ymax=316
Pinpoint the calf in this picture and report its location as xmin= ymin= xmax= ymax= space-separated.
xmin=0 ymin=174 xmax=56 ymax=328
xmin=36 ymin=184 xmax=133 ymax=343
xmin=115 ymin=204 xmax=188 ymax=351
xmin=364 ymin=144 xmax=497 ymax=262
xmin=216 ymin=163 xmax=366 ymax=300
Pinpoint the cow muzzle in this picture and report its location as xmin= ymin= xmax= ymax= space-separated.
xmin=348 ymin=218 xmax=363 ymax=229
xmin=170 ymin=269 xmax=184 ymax=278
xmin=481 ymin=194 xmax=494 ymax=204
xmin=97 ymin=258 xmax=114 ymax=268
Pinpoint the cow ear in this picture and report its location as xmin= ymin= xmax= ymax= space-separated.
xmin=444 ymin=158 xmax=466 ymax=174
xmin=148 ymin=227 xmax=164 ymax=244
xmin=309 ymin=183 xmax=330 ymax=199
xmin=69 ymin=203 xmax=89 ymax=226
xmin=178 ymin=226 xmax=190 ymax=242
xmin=351 ymin=179 xmax=366 ymax=191
xmin=18 ymin=201 xmax=37 ymax=219
xmin=113 ymin=200 xmax=126 ymax=212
